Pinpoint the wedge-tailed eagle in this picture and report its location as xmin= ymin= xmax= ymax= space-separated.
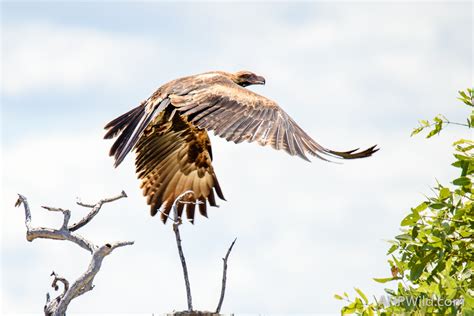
xmin=104 ymin=71 xmax=378 ymax=223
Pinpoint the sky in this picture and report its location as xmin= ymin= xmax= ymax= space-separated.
xmin=1 ymin=1 xmax=472 ymax=315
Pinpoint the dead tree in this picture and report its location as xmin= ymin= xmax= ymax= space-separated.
xmin=15 ymin=191 xmax=133 ymax=316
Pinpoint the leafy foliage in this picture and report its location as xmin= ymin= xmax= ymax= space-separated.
xmin=336 ymin=89 xmax=474 ymax=315
xmin=411 ymin=88 xmax=473 ymax=138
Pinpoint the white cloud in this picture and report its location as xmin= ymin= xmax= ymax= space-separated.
xmin=3 ymin=23 xmax=160 ymax=95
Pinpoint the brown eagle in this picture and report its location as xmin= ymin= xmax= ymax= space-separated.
xmin=104 ymin=71 xmax=378 ymax=223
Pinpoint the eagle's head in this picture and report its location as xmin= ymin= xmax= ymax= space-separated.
xmin=232 ymin=70 xmax=266 ymax=87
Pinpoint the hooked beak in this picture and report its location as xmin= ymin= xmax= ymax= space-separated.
xmin=254 ymin=75 xmax=266 ymax=85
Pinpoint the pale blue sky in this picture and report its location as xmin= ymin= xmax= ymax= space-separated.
xmin=1 ymin=1 xmax=472 ymax=314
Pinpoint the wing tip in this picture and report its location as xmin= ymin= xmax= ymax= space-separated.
xmin=328 ymin=144 xmax=380 ymax=160
xmin=298 ymin=152 xmax=311 ymax=162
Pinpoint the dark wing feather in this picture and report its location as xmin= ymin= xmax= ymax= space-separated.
xmin=104 ymin=98 xmax=171 ymax=167
xmin=104 ymin=104 xmax=145 ymax=140
xmin=170 ymin=78 xmax=378 ymax=161
xmin=135 ymin=108 xmax=224 ymax=224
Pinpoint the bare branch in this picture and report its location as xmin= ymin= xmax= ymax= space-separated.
xmin=74 ymin=281 xmax=94 ymax=298
xmin=215 ymin=238 xmax=237 ymax=314
xmin=16 ymin=194 xmax=32 ymax=231
xmin=172 ymin=191 xmax=196 ymax=312
xmin=69 ymin=190 xmax=127 ymax=232
xmin=16 ymin=194 xmax=95 ymax=253
xmin=55 ymin=241 xmax=134 ymax=314
xmin=44 ymin=272 xmax=69 ymax=316
xmin=15 ymin=192 xmax=132 ymax=316
xmin=51 ymin=271 xmax=69 ymax=294
xmin=41 ymin=206 xmax=70 ymax=230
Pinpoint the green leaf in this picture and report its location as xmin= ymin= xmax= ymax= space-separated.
xmin=429 ymin=203 xmax=445 ymax=209
xmin=355 ymin=287 xmax=368 ymax=304
xmin=457 ymin=89 xmax=474 ymax=106
xmin=411 ymin=127 xmax=424 ymax=136
xmin=401 ymin=213 xmax=419 ymax=226
xmin=459 ymin=98 xmax=473 ymax=106
xmin=354 ymin=297 xmax=364 ymax=309
xmin=387 ymin=244 xmax=398 ymax=255
xmin=395 ymin=233 xmax=412 ymax=241
xmin=373 ymin=277 xmax=395 ymax=283
xmin=439 ymin=187 xmax=451 ymax=200
xmin=410 ymin=262 xmax=425 ymax=281
xmin=413 ymin=202 xmax=428 ymax=213
xmin=459 ymin=90 xmax=468 ymax=99
xmin=453 ymin=176 xmax=471 ymax=186
xmin=453 ymin=154 xmax=472 ymax=161
xmin=342 ymin=305 xmax=356 ymax=314
xmin=426 ymin=129 xmax=439 ymax=138
xmin=452 ymin=138 xmax=474 ymax=146
xmin=334 ymin=294 xmax=344 ymax=300
xmin=464 ymin=293 xmax=474 ymax=311
xmin=427 ymin=235 xmax=443 ymax=248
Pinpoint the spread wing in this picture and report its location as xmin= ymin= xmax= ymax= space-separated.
xmin=170 ymin=77 xmax=378 ymax=161
xmin=135 ymin=109 xmax=224 ymax=223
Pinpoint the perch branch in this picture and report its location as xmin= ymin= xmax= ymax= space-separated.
xmin=172 ymin=191 xmax=196 ymax=312
xmin=215 ymin=238 xmax=237 ymax=313
xmin=15 ymin=192 xmax=133 ymax=316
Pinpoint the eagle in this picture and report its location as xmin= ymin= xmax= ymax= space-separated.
xmin=104 ymin=70 xmax=378 ymax=223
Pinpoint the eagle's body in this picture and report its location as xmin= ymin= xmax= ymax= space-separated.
xmin=105 ymin=71 xmax=378 ymax=223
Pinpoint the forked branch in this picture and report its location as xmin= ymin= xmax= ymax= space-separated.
xmin=71 ymin=190 xmax=127 ymax=231
xmin=15 ymin=192 xmax=133 ymax=316
xmin=169 ymin=191 xmax=237 ymax=314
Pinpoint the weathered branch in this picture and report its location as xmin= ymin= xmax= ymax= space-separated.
xmin=55 ymin=241 xmax=134 ymax=314
xmin=70 ymin=190 xmax=127 ymax=232
xmin=15 ymin=192 xmax=133 ymax=316
xmin=215 ymin=238 xmax=237 ymax=314
xmin=172 ymin=191 xmax=195 ymax=312
xmin=43 ymin=272 xmax=70 ymax=315
xmin=51 ymin=271 xmax=69 ymax=294
xmin=16 ymin=194 xmax=95 ymax=253
xmin=168 ymin=191 xmax=238 ymax=315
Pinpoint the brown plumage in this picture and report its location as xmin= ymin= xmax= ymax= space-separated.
xmin=104 ymin=70 xmax=378 ymax=223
